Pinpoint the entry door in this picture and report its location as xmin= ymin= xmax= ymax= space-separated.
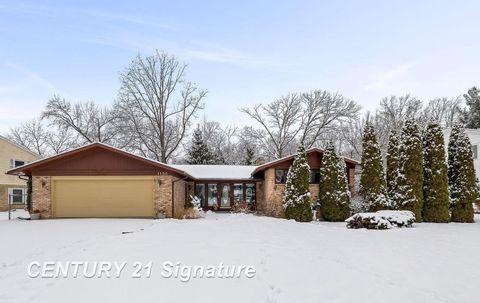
xmin=220 ymin=183 xmax=231 ymax=208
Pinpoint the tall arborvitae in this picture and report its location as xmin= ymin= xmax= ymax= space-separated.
xmin=319 ymin=142 xmax=350 ymax=221
xmin=186 ymin=126 xmax=214 ymax=164
xmin=386 ymin=129 xmax=400 ymax=203
xmin=282 ymin=145 xmax=313 ymax=222
xmin=448 ymin=124 xmax=476 ymax=222
xmin=447 ymin=125 xmax=461 ymax=190
xmin=242 ymin=146 xmax=255 ymax=165
xmin=396 ymin=119 xmax=423 ymax=222
xmin=360 ymin=123 xmax=389 ymax=211
xmin=422 ymin=122 xmax=450 ymax=222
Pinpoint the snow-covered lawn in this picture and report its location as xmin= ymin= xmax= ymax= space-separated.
xmin=1 ymin=210 xmax=480 ymax=303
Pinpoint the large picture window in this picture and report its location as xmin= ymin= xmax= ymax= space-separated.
xmin=195 ymin=184 xmax=206 ymax=207
xmin=207 ymin=184 xmax=217 ymax=207
xmin=233 ymin=184 xmax=243 ymax=203
xmin=246 ymin=184 xmax=256 ymax=206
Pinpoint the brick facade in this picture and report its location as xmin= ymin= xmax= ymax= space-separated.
xmin=256 ymin=167 xmax=355 ymax=218
xmin=32 ymin=176 xmax=52 ymax=218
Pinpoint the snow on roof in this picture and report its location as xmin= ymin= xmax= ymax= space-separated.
xmin=170 ymin=164 xmax=257 ymax=180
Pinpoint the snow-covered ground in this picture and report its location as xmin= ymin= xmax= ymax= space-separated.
xmin=1 ymin=210 xmax=480 ymax=303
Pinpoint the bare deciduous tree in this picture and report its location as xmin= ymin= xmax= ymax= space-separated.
xmin=41 ymin=95 xmax=119 ymax=144
xmin=116 ymin=50 xmax=207 ymax=162
xmin=8 ymin=118 xmax=75 ymax=156
xmin=240 ymin=90 xmax=360 ymax=159
xmin=422 ymin=97 xmax=462 ymax=128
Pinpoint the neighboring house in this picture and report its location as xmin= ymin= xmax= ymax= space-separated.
xmin=6 ymin=142 xmax=358 ymax=219
xmin=443 ymin=128 xmax=480 ymax=180
xmin=0 ymin=136 xmax=40 ymax=211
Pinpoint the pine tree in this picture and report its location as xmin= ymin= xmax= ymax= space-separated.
xmin=360 ymin=123 xmax=389 ymax=211
xmin=186 ymin=126 xmax=215 ymax=164
xmin=448 ymin=124 xmax=476 ymax=222
xmin=460 ymin=86 xmax=480 ymax=128
xmin=319 ymin=142 xmax=350 ymax=221
xmin=242 ymin=146 xmax=255 ymax=165
xmin=396 ymin=119 xmax=423 ymax=222
xmin=422 ymin=122 xmax=450 ymax=222
xmin=282 ymin=145 xmax=313 ymax=222
xmin=386 ymin=129 xmax=400 ymax=202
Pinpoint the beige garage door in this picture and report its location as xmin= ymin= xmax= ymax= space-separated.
xmin=52 ymin=176 xmax=154 ymax=218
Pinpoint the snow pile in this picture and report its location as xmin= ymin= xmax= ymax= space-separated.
xmin=346 ymin=210 xmax=415 ymax=229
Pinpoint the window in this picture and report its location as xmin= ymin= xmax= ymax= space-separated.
xmin=245 ymin=184 xmax=256 ymax=205
xmin=233 ymin=184 xmax=243 ymax=203
xmin=10 ymin=159 xmax=26 ymax=168
xmin=473 ymin=145 xmax=478 ymax=159
xmin=275 ymin=169 xmax=288 ymax=183
xmin=195 ymin=184 xmax=206 ymax=207
xmin=309 ymin=170 xmax=320 ymax=183
xmin=8 ymin=188 xmax=25 ymax=204
xmin=207 ymin=184 xmax=217 ymax=207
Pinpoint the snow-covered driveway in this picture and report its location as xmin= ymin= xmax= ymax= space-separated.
xmin=1 ymin=210 xmax=479 ymax=303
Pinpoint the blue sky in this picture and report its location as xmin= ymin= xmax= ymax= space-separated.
xmin=1 ymin=0 xmax=480 ymax=132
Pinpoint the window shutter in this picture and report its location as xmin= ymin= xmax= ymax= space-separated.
xmin=9 ymin=159 xmax=14 ymax=169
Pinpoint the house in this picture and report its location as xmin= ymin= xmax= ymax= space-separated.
xmin=5 ymin=142 xmax=359 ymax=219
xmin=443 ymin=128 xmax=480 ymax=179
xmin=0 ymin=136 xmax=40 ymax=211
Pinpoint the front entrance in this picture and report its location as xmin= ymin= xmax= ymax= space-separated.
xmin=220 ymin=183 xmax=231 ymax=209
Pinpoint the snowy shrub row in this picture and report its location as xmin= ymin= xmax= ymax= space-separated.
xmin=346 ymin=210 xmax=415 ymax=230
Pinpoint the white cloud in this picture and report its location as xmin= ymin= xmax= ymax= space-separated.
xmin=182 ymin=48 xmax=283 ymax=68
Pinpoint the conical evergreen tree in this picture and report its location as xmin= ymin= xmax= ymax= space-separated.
xmin=242 ymin=146 xmax=255 ymax=165
xmin=282 ymin=145 xmax=313 ymax=222
xmin=448 ymin=124 xmax=476 ymax=222
xmin=396 ymin=119 xmax=423 ymax=222
xmin=386 ymin=129 xmax=400 ymax=203
xmin=422 ymin=122 xmax=450 ymax=222
xmin=360 ymin=123 xmax=389 ymax=211
xmin=319 ymin=142 xmax=350 ymax=221
xmin=447 ymin=125 xmax=461 ymax=190
xmin=186 ymin=126 xmax=214 ymax=164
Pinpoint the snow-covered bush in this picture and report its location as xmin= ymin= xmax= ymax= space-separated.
xmin=346 ymin=210 xmax=415 ymax=230
xmin=182 ymin=195 xmax=205 ymax=219
xmin=349 ymin=194 xmax=368 ymax=214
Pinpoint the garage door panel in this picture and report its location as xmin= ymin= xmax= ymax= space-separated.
xmin=52 ymin=177 xmax=154 ymax=218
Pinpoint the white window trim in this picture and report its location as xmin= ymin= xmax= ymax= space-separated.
xmin=7 ymin=188 xmax=26 ymax=204
xmin=10 ymin=159 xmax=27 ymax=169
